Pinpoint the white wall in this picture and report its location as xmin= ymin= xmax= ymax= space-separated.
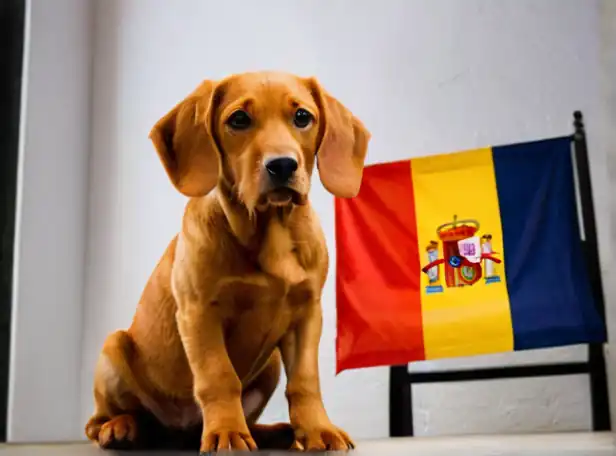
xmin=75 ymin=0 xmax=609 ymax=441
xmin=9 ymin=0 xmax=94 ymax=442
xmin=599 ymin=0 xmax=616 ymax=436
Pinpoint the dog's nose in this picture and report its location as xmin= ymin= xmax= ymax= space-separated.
xmin=265 ymin=157 xmax=298 ymax=185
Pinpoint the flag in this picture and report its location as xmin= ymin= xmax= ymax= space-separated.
xmin=335 ymin=136 xmax=606 ymax=374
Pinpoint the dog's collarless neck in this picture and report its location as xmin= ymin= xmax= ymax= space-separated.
xmin=215 ymin=181 xmax=295 ymax=251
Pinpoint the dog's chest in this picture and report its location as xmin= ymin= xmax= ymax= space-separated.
xmin=217 ymin=271 xmax=314 ymax=313
xmin=219 ymin=214 xmax=316 ymax=313
xmin=217 ymin=231 xmax=317 ymax=380
xmin=198 ymin=212 xmax=323 ymax=381
xmin=217 ymin=272 xmax=314 ymax=382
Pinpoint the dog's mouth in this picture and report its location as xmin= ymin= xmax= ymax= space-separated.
xmin=258 ymin=188 xmax=306 ymax=208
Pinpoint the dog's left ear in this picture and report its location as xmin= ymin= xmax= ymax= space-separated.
xmin=307 ymin=78 xmax=370 ymax=198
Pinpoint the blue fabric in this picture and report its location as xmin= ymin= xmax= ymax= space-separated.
xmin=492 ymin=137 xmax=606 ymax=350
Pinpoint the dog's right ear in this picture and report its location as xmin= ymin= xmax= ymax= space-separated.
xmin=149 ymin=80 xmax=220 ymax=198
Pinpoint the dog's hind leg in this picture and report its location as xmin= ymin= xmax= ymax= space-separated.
xmin=84 ymin=330 xmax=154 ymax=450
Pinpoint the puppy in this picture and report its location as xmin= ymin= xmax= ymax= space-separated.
xmin=84 ymin=71 xmax=370 ymax=453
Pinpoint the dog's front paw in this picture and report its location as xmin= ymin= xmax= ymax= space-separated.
xmin=291 ymin=425 xmax=355 ymax=452
xmin=96 ymin=415 xmax=138 ymax=450
xmin=200 ymin=429 xmax=257 ymax=453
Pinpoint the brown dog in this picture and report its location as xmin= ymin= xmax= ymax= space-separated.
xmin=84 ymin=71 xmax=370 ymax=453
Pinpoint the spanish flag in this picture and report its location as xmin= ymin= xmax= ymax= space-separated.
xmin=335 ymin=137 xmax=606 ymax=373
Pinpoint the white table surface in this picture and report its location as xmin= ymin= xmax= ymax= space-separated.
xmin=0 ymin=432 xmax=614 ymax=455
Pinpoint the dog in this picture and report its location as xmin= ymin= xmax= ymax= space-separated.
xmin=84 ymin=71 xmax=370 ymax=453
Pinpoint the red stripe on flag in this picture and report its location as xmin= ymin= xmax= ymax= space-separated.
xmin=335 ymin=160 xmax=425 ymax=373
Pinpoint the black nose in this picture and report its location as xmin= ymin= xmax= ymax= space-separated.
xmin=265 ymin=157 xmax=298 ymax=185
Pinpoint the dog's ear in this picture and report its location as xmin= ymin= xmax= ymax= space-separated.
xmin=307 ymin=78 xmax=370 ymax=198
xmin=149 ymin=80 xmax=221 ymax=197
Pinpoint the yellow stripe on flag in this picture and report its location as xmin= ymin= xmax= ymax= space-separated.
xmin=411 ymin=148 xmax=514 ymax=359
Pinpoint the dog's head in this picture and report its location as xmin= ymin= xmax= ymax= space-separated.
xmin=149 ymin=71 xmax=370 ymax=212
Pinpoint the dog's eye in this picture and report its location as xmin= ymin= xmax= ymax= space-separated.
xmin=227 ymin=110 xmax=252 ymax=130
xmin=293 ymin=108 xmax=313 ymax=129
